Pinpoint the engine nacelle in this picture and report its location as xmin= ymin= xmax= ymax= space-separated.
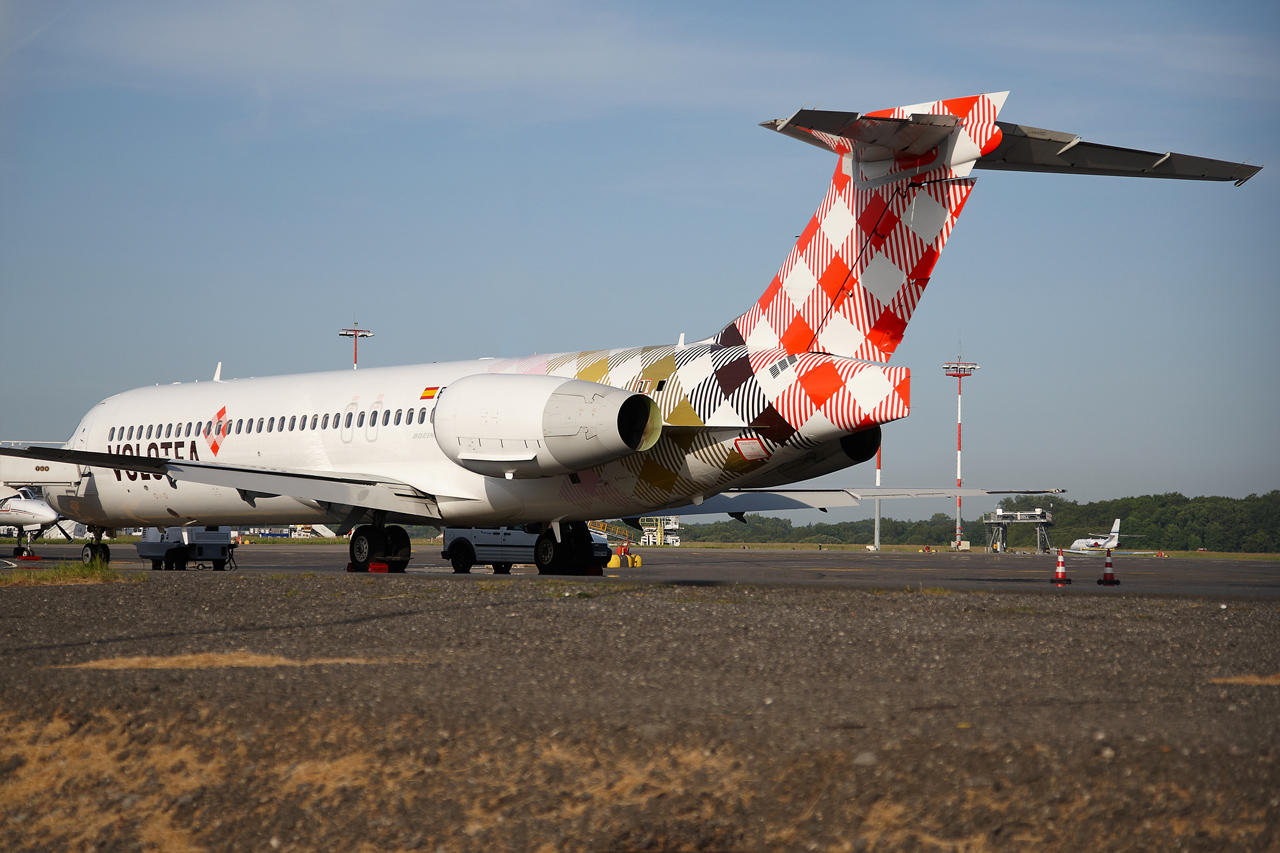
xmin=433 ymin=374 xmax=662 ymax=478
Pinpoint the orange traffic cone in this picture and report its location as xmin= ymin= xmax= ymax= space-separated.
xmin=1097 ymin=549 xmax=1120 ymax=586
xmin=1051 ymin=548 xmax=1072 ymax=585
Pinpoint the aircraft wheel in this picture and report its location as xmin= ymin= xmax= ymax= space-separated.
xmin=385 ymin=526 xmax=411 ymax=573
xmin=212 ymin=560 xmax=226 ymax=572
xmin=82 ymin=545 xmax=96 ymax=564
xmin=349 ymin=525 xmax=382 ymax=573
xmin=450 ymin=540 xmax=475 ymax=574
xmin=491 ymin=563 xmax=512 ymax=575
xmin=99 ymin=544 xmax=111 ymax=564
xmin=534 ymin=531 xmax=565 ymax=574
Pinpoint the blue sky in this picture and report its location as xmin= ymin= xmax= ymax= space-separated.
xmin=2 ymin=0 xmax=1277 ymax=523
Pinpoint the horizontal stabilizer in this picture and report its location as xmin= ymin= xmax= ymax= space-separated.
xmin=764 ymin=110 xmax=960 ymax=160
xmin=978 ymin=122 xmax=1260 ymax=185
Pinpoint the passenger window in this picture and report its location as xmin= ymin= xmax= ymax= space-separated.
xmin=267 ymin=417 xmax=274 ymax=433
xmin=108 ymin=427 xmax=115 ymax=441
xmin=233 ymin=419 xmax=240 ymax=434
xmin=382 ymin=409 xmax=390 ymax=427
xmin=344 ymin=412 xmax=353 ymax=428
xmin=417 ymin=408 xmax=425 ymax=424
xmin=146 ymin=425 xmax=153 ymax=440
xmin=256 ymin=418 xmax=264 ymax=433
xmin=127 ymin=426 xmax=134 ymax=440
xmin=357 ymin=411 xmax=365 ymax=428
xmin=164 ymin=423 xmax=171 ymax=438
xmin=321 ymin=414 xmax=329 ymax=430
xmin=310 ymin=415 xmax=318 ymax=430
xmin=394 ymin=410 xmax=402 ymax=426
xmin=289 ymin=416 xmax=296 ymax=431
xmin=206 ymin=421 xmax=213 ymax=436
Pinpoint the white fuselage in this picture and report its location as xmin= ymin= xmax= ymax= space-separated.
xmin=41 ymin=352 xmax=880 ymax=529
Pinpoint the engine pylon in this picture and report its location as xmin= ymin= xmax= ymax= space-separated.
xmin=1051 ymin=548 xmax=1072 ymax=586
xmin=1097 ymin=549 xmax=1120 ymax=586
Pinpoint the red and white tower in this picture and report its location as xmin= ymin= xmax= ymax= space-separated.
xmin=943 ymin=356 xmax=979 ymax=548
xmin=339 ymin=322 xmax=374 ymax=370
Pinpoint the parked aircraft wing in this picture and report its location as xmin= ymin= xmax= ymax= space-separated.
xmin=978 ymin=122 xmax=1261 ymax=185
xmin=670 ymin=487 xmax=1064 ymax=516
xmin=0 ymin=446 xmax=441 ymax=520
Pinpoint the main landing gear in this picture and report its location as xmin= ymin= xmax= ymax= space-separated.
xmin=534 ymin=522 xmax=606 ymax=577
xmin=12 ymin=530 xmax=32 ymax=558
xmin=81 ymin=527 xmax=111 ymax=565
xmin=348 ymin=516 xmax=411 ymax=573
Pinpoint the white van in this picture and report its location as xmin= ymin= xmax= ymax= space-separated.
xmin=442 ymin=523 xmax=610 ymax=575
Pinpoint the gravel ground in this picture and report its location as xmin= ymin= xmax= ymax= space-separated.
xmin=1 ymin=571 xmax=1277 ymax=852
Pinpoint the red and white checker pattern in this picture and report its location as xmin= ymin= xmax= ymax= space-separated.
xmin=720 ymin=93 xmax=1007 ymax=363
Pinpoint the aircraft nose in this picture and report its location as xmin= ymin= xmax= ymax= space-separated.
xmin=20 ymin=501 xmax=57 ymax=525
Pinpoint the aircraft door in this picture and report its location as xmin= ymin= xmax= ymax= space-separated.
xmin=340 ymin=401 xmax=358 ymax=444
xmin=366 ymin=398 xmax=385 ymax=442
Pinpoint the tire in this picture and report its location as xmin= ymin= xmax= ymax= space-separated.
xmin=349 ymin=525 xmax=383 ymax=573
xmin=491 ymin=563 xmax=512 ymax=575
xmin=212 ymin=560 xmax=226 ymax=572
xmin=151 ymin=560 xmax=163 ymax=571
xmin=99 ymin=544 xmax=111 ymax=564
xmin=534 ymin=531 xmax=565 ymax=574
xmin=385 ymin=526 xmax=411 ymax=573
xmin=450 ymin=540 xmax=475 ymax=574
xmin=82 ymin=545 xmax=96 ymax=564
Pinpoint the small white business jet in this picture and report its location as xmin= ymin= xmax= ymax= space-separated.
xmin=0 ymin=486 xmax=65 ymax=557
xmin=0 ymin=92 xmax=1256 ymax=573
xmin=1066 ymin=519 xmax=1154 ymax=555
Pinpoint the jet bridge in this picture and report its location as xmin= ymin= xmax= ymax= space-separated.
xmin=983 ymin=507 xmax=1054 ymax=554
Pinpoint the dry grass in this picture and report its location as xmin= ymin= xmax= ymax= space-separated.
xmin=0 ymin=562 xmax=143 ymax=587
xmin=1209 ymin=672 xmax=1280 ymax=686
xmin=53 ymin=652 xmax=422 ymax=670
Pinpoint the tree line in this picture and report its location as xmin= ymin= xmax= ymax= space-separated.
xmin=670 ymin=491 xmax=1280 ymax=552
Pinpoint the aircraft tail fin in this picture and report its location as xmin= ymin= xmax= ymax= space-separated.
xmin=1111 ymin=519 xmax=1122 ymax=536
xmin=714 ymin=93 xmax=1009 ymax=361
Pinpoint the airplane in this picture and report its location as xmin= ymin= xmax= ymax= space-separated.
xmin=0 ymin=92 xmax=1258 ymax=574
xmin=0 ymin=486 xmax=66 ymax=558
xmin=1066 ymin=519 xmax=1153 ymax=555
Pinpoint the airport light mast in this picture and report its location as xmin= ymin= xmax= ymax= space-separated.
xmin=943 ymin=356 xmax=980 ymax=549
xmin=339 ymin=323 xmax=374 ymax=370
xmin=873 ymin=445 xmax=882 ymax=552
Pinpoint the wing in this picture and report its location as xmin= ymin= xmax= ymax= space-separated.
xmin=0 ymin=446 xmax=442 ymax=521
xmin=669 ymin=487 xmax=1064 ymax=516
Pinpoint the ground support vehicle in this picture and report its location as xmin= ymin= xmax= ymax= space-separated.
xmin=442 ymin=523 xmax=610 ymax=576
xmin=136 ymin=526 xmax=236 ymax=571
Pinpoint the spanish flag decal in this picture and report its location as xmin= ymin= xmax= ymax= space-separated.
xmin=420 ymin=387 xmax=440 ymax=400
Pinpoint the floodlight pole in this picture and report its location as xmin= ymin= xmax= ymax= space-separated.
xmin=943 ymin=358 xmax=979 ymax=549
xmin=873 ymin=445 xmax=882 ymax=552
xmin=339 ymin=323 xmax=374 ymax=370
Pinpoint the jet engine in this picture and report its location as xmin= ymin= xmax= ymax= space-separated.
xmin=433 ymin=374 xmax=662 ymax=478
